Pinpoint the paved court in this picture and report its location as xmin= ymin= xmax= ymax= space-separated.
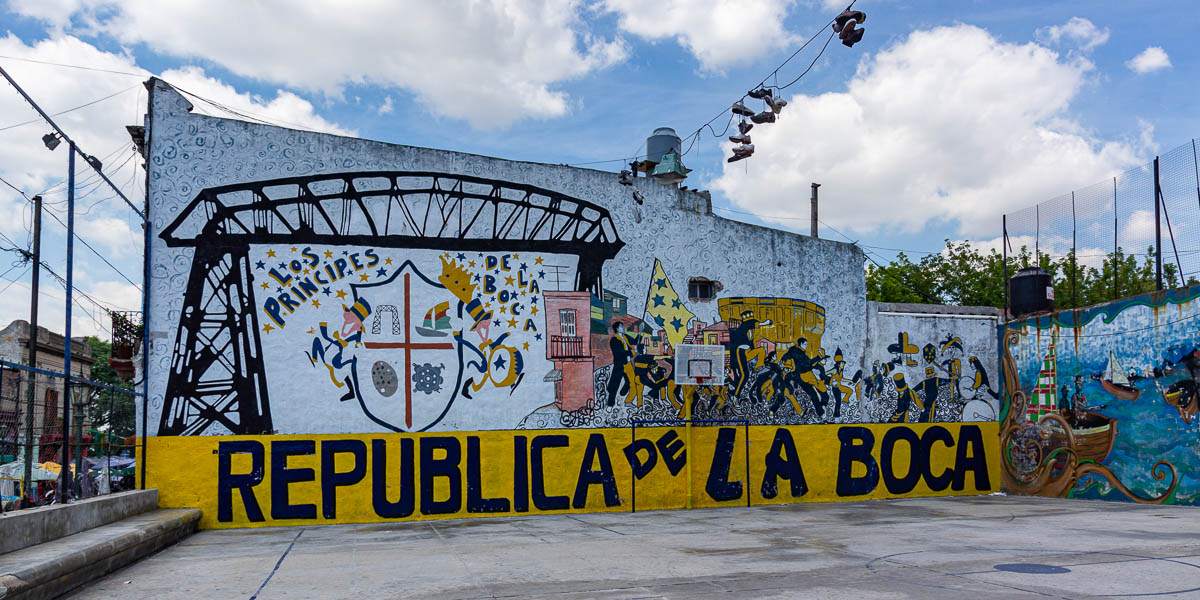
xmin=71 ymin=495 xmax=1200 ymax=599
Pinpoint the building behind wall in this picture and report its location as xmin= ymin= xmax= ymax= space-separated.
xmin=0 ymin=320 xmax=94 ymax=464
xmin=137 ymin=78 xmax=1002 ymax=529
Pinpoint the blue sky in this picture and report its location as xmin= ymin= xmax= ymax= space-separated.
xmin=0 ymin=0 xmax=1195 ymax=338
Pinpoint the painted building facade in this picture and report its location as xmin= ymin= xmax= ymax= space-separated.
xmin=1000 ymin=284 xmax=1200 ymax=505
xmin=138 ymin=79 xmax=999 ymax=528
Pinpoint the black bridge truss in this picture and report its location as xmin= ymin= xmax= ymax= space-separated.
xmin=158 ymin=171 xmax=625 ymax=435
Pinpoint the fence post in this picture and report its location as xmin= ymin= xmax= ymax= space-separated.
xmin=1002 ymin=215 xmax=1008 ymax=317
xmin=1071 ymin=192 xmax=1077 ymax=308
xmin=1154 ymin=156 xmax=1162 ymax=291
xmin=1113 ymin=177 xmax=1118 ymax=301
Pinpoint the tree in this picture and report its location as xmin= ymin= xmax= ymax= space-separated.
xmin=865 ymin=240 xmax=1198 ymax=310
xmin=82 ymin=337 xmax=136 ymax=444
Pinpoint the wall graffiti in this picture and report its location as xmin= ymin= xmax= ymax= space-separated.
xmin=863 ymin=306 xmax=1000 ymax=424
xmin=1000 ymin=285 xmax=1200 ymax=505
xmin=518 ymin=257 xmax=869 ymax=429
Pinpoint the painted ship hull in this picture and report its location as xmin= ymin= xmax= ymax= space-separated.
xmin=1048 ymin=410 xmax=1117 ymax=464
xmin=1101 ymin=378 xmax=1140 ymax=401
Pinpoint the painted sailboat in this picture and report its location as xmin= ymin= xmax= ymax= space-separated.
xmin=1030 ymin=340 xmax=1117 ymax=464
xmin=416 ymin=301 xmax=451 ymax=337
xmin=1101 ymin=351 xmax=1141 ymax=401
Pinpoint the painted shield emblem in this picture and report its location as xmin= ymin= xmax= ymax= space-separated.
xmin=350 ymin=261 xmax=464 ymax=432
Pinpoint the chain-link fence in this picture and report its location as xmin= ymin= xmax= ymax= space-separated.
xmin=0 ymin=361 xmax=138 ymax=512
xmin=1003 ymin=138 xmax=1200 ymax=309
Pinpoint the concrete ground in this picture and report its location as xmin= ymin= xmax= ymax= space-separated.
xmin=70 ymin=495 xmax=1200 ymax=599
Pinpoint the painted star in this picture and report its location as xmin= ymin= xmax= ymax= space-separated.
xmin=530 ymin=306 xmax=539 ymax=316
xmin=276 ymin=287 xmax=284 ymax=293
xmin=493 ymin=270 xmax=500 ymax=275
xmin=654 ymin=315 xmax=666 ymax=327
xmin=473 ymin=274 xmax=481 ymax=282
xmin=672 ymin=298 xmax=682 ymax=309
xmin=652 ymin=294 xmax=665 ymax=307
xmin=656 ymin=278 xmax=666 ymax=288
xmin=507 ymin=318 xmax=518 ymax=328
xmin=519 ymin=262 xmax=528 ymax=271
xmin=499 ymin=305 xmax=507 ymax=314
xmin=342 ymin=250 xmax=349 ymax=256
xmin=478 ymin=252 xmax=484 ymax=257
xmin=263 ymin=324 xmax=274 ymax=333
xmin=302 ymin=268 xmax=310 ymax=276
xmin=359 ymin=273 xmax=370 ymax=282
xmin=534 ymin=333 xmax=543 ymax=341
xmin=456 ymin=252 xmax=467 ymax=260
xmin=534 ymin=257 xmax=543 ymax=265
xmin=377 ymin=268 xmax=388 ymax=277
xmin=493 ymin=354 xmax=507 ymax=370
xmin=538 ymin=270 xmax=545 ymax=278
xmin=484 ymin=301 xmax=492 ymax=309
xmin=530 ymin=297 xmax=537 ymax=305
xmin=321 ymin=287 xmax=331 ymax=296
xmin=290 ymin=246 xmax=298 ymax=253
xmin=255 ymin=260 xmax=265 ymax=270
xmin=513 ymin=254 xmax=519 ymax=259
xmin=278 ymin=262 xmax=287 ymax=269
xmin=260 ymin=282 xmax=269 ymax=290
xmin=323 ymin=250 xmax=333 ymax=259
xmin=671 ymin=317 xmax=683 ymax=330
xmin=266 ymin=249 xmax=276 ymax=258
xmin=336 ymin=290 xmax=348 ymax=300
xmin=468 ymin=260 xmax=476 ymax=268
xmin=385 ymin=258 xmax=392 ymax=265
xmin=505 ymin=275 xmax=515 ymax=286
xmin=522 ymin=342 xmax=530 ymax=351
xmin=311 ymin=299 xmax=321 ymax=308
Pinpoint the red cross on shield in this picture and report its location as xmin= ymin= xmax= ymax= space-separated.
xmin=350 ymin=261 xmax=464 ymax=432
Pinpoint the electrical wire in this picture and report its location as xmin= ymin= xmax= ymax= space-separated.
xmin=41 ymin=207 xmax=142 ymax=290
xmin=0 ymin=84 xmax=141 ymax=133
xmin=0 ymin=55 xmax=147 ymax=78
xmin=568 ymin=1 xmax=857 ymax=168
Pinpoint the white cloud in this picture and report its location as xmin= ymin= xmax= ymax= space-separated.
xmin=602 ymin=0 xmax=798 ymax=73
xmin=377 ymin=96 xmax=394 ymax=116
xmin=1126 ymin=46 xmax=1171 ymax=74
xmin=711 ymin=25 xmax=1146 ymax=238
xmin=158 ymin=66 xmax=355 ymax=136
xmin=1035 ymin=17 xmax=1110 ymax=51
xmin=75 ymin=216 xmax=138 ymax=258
xmin=12 ymin=0 xmax=629 ymax=129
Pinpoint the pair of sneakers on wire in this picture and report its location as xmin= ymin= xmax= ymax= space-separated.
xmin=728 ymin=119 xmax=754 ymax=162
xmin=749 ymin=86 xmax=787 ymax=114
xmin=833 ymin=9 xmax=866 ymax=47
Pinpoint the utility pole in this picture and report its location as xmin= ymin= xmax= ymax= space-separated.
xmin=59 ymin=143 xmax=75 ymax=503
xmin=21 ymin=195 xmax=41 ymax=502
xmin=810 ymin=182 xmax=820 ymax=238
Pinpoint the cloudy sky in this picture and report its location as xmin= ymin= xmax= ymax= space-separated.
xmin=0 ymin=0 xmax=1195 ymax=338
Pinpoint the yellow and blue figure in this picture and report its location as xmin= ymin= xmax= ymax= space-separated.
xmin=307 ymin=298 xmax=372 ymax=402
xmin=888 ymin=372 xmax=924 ymax=423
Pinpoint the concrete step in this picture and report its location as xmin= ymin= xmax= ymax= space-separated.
xmin=0 ymin=508 xmax=201 ymax=600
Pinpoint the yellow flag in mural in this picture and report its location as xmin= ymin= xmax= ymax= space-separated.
xmin=643 ymin=259 xmax=696 ymax=347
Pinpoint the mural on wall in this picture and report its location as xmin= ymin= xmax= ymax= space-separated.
xmin=518 ymin=258 xmax=866 ymax=429
xmin=1000 ymin=285 xmax=1200 ymax=505
xmin=862 ymin=310 xmax=1000 ymax=425
xmin=155 ymin=171 xmax=623 ymax=435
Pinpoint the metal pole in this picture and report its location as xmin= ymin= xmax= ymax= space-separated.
xmin=1113 ymin=177 xmax=1118 ymax=301
xmin=1075 ymin=193 xmax=1084 ymax=309
xmin=0 ymin=66 xmax=144 ymax=219
xmin=60 ymin=143 xmax=75 ymax=503
xmin=810 ymin=183 xmax=820 ymax=238
xmin=1154 ymin=156 xmax=1163 ymax=291
xmin=1002 ymin=215 xmax=1008 ymax=319
xmin=21 ymin=195 xmax=41 ymax=501
xmin=1193 ymin=139 xmax=1200 ymax=214
xmin=72 ymin=373 xmax=84 ymax=498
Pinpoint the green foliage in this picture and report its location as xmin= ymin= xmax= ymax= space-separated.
xmin=865 ymin=240 xmax=1199 ymax=309
xmin=82 ymin=337 xmax=136 ymax=443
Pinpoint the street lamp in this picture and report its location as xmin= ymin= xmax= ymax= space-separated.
xmin=41 ymin=133 xmax=60 ymax=151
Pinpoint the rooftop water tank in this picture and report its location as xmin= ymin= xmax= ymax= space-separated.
xmin=1009 ymin=267 xmax=1054 ymax=317
xmin=646 ymin=127 xmax=682 ymax=165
